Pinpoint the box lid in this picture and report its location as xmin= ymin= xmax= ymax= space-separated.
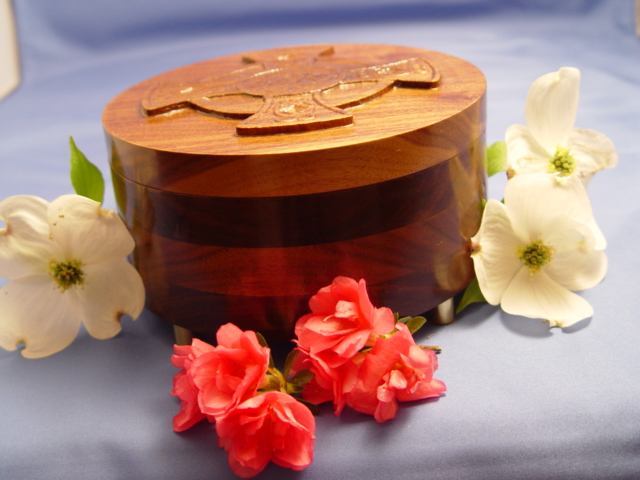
xmin=103 ymin=43 xmax=485 ymax=197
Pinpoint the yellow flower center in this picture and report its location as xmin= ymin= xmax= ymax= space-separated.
xmin=49 ymin=259 xmax=85 ymax=291
xmin=518 ymin=240 xmax=554 ymax=273
xmin=548 ymin=146 xmax=576 ymax=176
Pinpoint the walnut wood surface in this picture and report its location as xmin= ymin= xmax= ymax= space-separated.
xmin=103 ymin=43 xmax=487 ymax=339
xmin=113 ymin=158 xmax=456 ymax=248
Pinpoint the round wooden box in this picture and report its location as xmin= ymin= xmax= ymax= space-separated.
xmin=102 ymin=43 xmax=486 ymax=340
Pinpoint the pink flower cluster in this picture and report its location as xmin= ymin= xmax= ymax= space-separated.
xmin=170 ymin=276 xmax=446 ymax=478
xmin=171 ymin=323 xmax=315 ymax=478
xmin=293 ymin=277 xmax=446 ymax=422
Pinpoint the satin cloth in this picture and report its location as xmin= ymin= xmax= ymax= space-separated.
xmin=1 ymin=1 xmax=639 ymax=479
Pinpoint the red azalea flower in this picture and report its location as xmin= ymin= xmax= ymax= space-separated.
xmin=347 ymin=323 xmax=446 ymax=423
xmin=191 ymin=323 xmax=270 ymax=420
xmin=295 ymin=277 xmax=395 ymax=371
xmin=170 ymin=338 xmax=216 ymax=432
xmin=216 ymin=391 xmax=316 ymax=478
xmin=291 ymin=349 xmax=358 ymax=415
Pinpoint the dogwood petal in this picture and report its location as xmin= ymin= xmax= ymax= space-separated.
xmin=78 ymin=260 xmax=145 ymax=339
xmin=0 ymin=275 xmax=82 ymax=358
xmin=501 ymin=267 xmax=593 ymax=327
xmin=47 ymin=195 xmax=134 ymax=264
xmin=504 ymin=174 xmax=604 ymax=248
xmin=567 ymin=128 xmax=618 ymax=185
xmin=505 ymin=124 xmax=553 ymax=175
xmin=525 ymin=67 xmax=580 ymax=151
xmin=0 ymin=195 xmax=57 ymax=279
xmin=541 ymin=213 xmax=593 ymax=252
xmin=545 ymin=227 xmax=607 ymax=291
xmin=471 ymin=200 xmax=523 ymax=305
xmin=539 ymin=206 xmax=606 ymax=264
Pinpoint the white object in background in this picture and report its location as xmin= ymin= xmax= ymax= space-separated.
xmin=0 ymin=0 xmax=20 ymax=100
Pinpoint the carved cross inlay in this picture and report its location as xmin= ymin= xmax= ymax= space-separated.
xmin=141 ymin=46 xmax=441 ymax=136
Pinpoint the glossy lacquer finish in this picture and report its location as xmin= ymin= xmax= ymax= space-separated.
xmin=103 ymin=44 xmax=487 ymax=339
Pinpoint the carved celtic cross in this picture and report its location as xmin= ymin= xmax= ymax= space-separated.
xmin=141 ymin=46 xmax=440 ymax=136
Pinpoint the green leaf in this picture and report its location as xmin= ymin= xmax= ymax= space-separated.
xmin=286 ymin=383 xmax=305 ymax=394
xmin=290 ymin=369 xmax=314 ymax=387
xmin=259 ymin=374 xmax=281 ymax=393
xmin=456 ymin=277 xmax=487 ymax=314
xmin=419 ymin=345 xmax=442 ymax=354
xmin=69 ymin=136 xmax=104 ymax=203
xmin=486 ymin=141 xmax=507 ymax=177
xmin=396 ymin=315 xmax=412 ymax=324
xmin=254 ymin=332 xmax=274 ymax=369
xmin=283 ymin=350 xmax=298 ymax=379
xmin=296 ymin=398 xmax=321 ymax=415
xmin=405 ymin=316 xmax=426 ymax=335
xmin=255 ymin=331 xmax=269 ymax=348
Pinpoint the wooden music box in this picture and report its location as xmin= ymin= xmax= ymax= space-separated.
xmin=102 ymin=43 xmax=486 ymax=340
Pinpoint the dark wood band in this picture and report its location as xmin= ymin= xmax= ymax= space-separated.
xmin=112 ymin=139 xmax=482 ymax=249
xmin=131 ymin=200 xmax=479 ymax=338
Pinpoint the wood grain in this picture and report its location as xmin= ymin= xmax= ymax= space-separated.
xmin=103 ymin=43 xmax=487 ymax=339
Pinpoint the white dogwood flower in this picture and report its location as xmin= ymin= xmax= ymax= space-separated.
xmin=0 ymin=194 xmax=145 ymax=358
xmin=471 ymin=174 xmax=607 ymax=328
xmin=505 ymin=67 xmax=617 ymax=185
